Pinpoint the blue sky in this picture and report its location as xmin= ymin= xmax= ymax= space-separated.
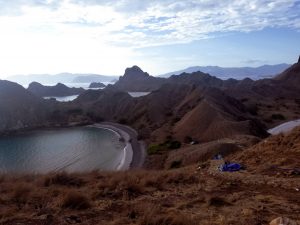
xmin=0 ymin=0 xmax=299 ymax=77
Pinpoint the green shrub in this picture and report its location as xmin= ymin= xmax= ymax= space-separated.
xmin=147 ymin=144 xmax=162 ymax=155
xmin=166 ymin=140 xmax=181 ymax=149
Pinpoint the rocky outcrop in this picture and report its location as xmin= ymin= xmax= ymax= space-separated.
xmin=28 ymin=82 xmax=85 ymax=97
xmin=114 ymin=66 xmax=166 ymax=92
xmin=89 ymin=82 xmax=106 ymax=88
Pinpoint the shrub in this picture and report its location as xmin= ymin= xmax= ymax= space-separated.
xmin=62 ymin=190 xmax=91 ymax=210
xmin=166 ymin=140 xmax=181 ymax=149
xmin=67 ymin=108 xmax=83 ymax=115
xmin=44 ymin=172 xmax=84 ymax=187
xmin=12 ymin=183 xmax=32 ymax=204
xmin=147 ymin=144 xmax=162 ymax=155
xmin=170 ymin=160 xmax=182 ymax=169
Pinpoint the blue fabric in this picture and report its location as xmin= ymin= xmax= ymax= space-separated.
xmin=219 ymin=163 xmax=242 ymax=172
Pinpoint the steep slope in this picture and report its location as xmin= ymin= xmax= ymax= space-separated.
xmin=0 ymin=80 xmax=48 ymax=132
xmin=28 ymin=82 xmax=85 ymax=97
xmin=274 ymin=58 xmax=300 ymax=89
xmin=75 ymin=83 xmax=267 ymax=143
xmin=172 ymin=87 xmax=267 ymax=142
xmin=232 ymin=126 xmax=300 ymax=175
xmin=114 ymin=66 xmax=166 ymax=91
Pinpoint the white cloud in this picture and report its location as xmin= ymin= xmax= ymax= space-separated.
xmin=0 ymin=0 xmax=299 ymax=76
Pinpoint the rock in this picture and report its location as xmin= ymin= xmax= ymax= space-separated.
xmin=298 ymin=55 xmax=300 ymax=63
xmin=269 ymin=217 xmax=298 ymax=225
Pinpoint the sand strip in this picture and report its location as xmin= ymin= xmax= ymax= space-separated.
xmin=268 ymin=119 xmax=300 ymax=135
xmin=90 ymin=123 xmax=141 ymax=170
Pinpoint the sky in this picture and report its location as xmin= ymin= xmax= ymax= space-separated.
xmin=0 ymin=0 xmax=300 ymax=78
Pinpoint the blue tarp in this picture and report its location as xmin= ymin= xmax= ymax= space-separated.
xmin=219 ymin=163 xmax=242 ymax=172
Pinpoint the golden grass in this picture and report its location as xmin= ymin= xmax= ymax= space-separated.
xmin=0 ymin=165 xmax=299 ymax=225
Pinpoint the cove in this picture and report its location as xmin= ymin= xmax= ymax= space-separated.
xmin=0 ymin=127 xmax=125 ymax=173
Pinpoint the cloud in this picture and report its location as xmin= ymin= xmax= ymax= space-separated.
xmin=0 ymin=0 xmax=299 ymax=48
xmin=242 ymin=59 xmax=269 ymax=64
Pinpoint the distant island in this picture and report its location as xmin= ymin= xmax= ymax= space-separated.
xmin=89 ymin=82 xmax=106 ymax=88
xmin=27 ymin=82 xmax=85 ymax=97
xmin=159 ymin=64 xmax=290 ymax=79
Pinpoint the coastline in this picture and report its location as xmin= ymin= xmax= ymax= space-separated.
xmin=91 ymin=122 xmax=145 ymax=170
xmin=268 ymin=118 xmax=300 ymax=135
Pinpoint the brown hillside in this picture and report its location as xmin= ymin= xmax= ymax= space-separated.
xmin=232 ymin=126 xmax=300 ymax=175
xmin=173 ymin=87 xmax=267 ymax=142
xmin=275 ymin=59 xmax=300 ymax=88
xmin=75 ymin=84 xmax=267 ymax=143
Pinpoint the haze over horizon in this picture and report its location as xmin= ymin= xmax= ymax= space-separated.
xmin=0 ymin=0 xmax=300 ymax=78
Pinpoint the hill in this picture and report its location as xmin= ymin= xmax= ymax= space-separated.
xmin=75 ymin=83 xmax=267 ymax=145
xmin=27 ymin=82 xmax=85 ymax=97
xmin=114 ymin=66 xmax=166 ymax=92
xmin=160 ymin=64 xmax=290 ymax=79
xmin=0 ymin=80 xmax=48 ymax=132
xmin=89 ymin=82 xmax=106 ymax=88
xmin=232 ymin=126 xmax=300 ymax=175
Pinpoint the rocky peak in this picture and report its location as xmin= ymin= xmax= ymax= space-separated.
xmin=55 ymin=83 xmax=68 ymax=88
xmin=28 ymin=81 xmax=43 ymax=88
xmin=124 ymin=65 xmax=149 ymax=78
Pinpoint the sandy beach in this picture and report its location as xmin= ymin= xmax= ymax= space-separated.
xmin=91 ymin=122 xmax=146 ymax=170
xmin=268 ymin=119 xmax=300 ymax=135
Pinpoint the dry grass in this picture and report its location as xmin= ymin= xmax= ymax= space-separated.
xmin=0 ymin=166 xmax=298 ymax=225
xmin=2 ymin=126 xmax=300 ymax=225
xmin=61 ymin=190 xmax=91 ymax=210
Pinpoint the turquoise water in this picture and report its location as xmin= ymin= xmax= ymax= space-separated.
xmin=0 ymin=127 xmax=125 ymax=173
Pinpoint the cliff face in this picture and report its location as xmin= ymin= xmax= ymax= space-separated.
xmin=0 ymin=80 xmax=49 ymax=132
xmin=114 ymin=66 xmax=166 ymax=92
xmin=28 ymin=82 xmax=85 ymax=97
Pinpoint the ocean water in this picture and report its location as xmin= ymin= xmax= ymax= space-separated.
xmin=43 ymin=95 xmax=79 ymax=102
xmin=0 ymin=127 xmax=125 ymax=173
xmin=128 ymin=92 xmax=150 ymax=97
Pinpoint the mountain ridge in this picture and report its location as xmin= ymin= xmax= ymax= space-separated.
xmin=159 ymin=64 xmax=290 ymax=79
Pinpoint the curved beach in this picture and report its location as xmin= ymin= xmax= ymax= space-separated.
xmin=92 ymin=122 xmax=146 ymax=170
xmin=268 ymin=119 xmax=300 ymax=135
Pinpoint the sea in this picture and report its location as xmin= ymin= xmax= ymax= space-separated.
xmin=0 ymin=127 xmax=125 ymax=173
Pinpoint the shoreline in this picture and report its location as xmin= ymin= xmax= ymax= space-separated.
xmin=91 ymin=122 xmax=145 ymax=170
xmin=268 ymin=118 xmax=300 ymax=135
xmin=0 ymin=122 xmax=145 ymax=172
